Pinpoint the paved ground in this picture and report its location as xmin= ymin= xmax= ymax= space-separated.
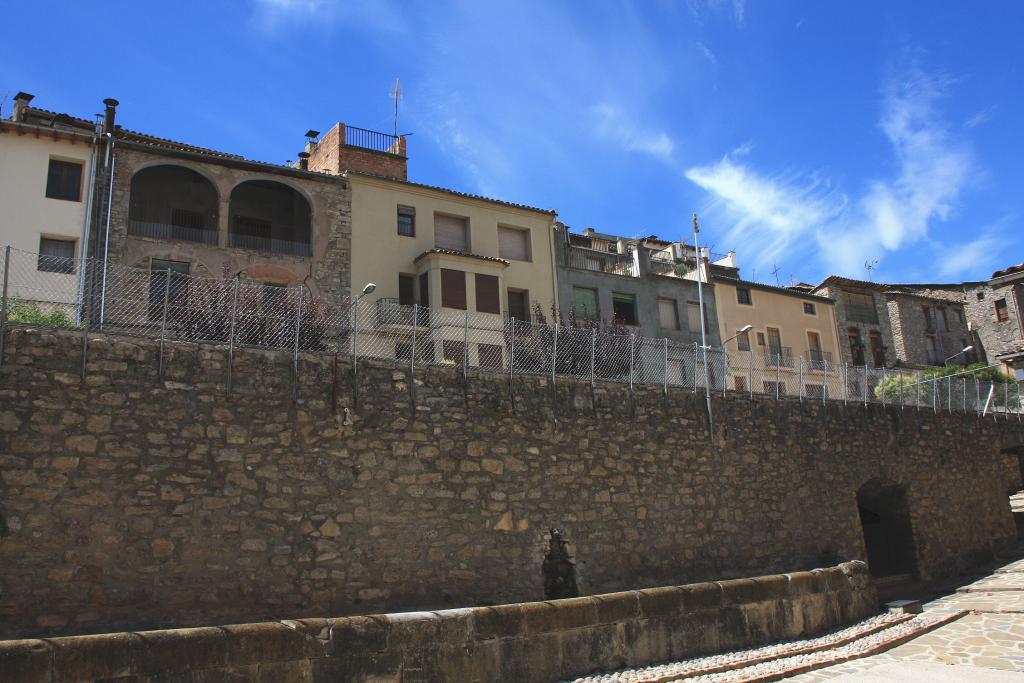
xmin=570 ymin=498 xmax=1024 ymax=683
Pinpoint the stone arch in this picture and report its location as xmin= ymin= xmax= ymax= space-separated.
xmin=228 ymin=178 xmax=313 ymax=257
xmin=128 ymin=165 xmax=219 ymax=245
xmin=856 ymin=479 xmax=917 ymax=578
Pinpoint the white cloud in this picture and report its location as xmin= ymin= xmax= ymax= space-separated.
xmin=965 ymin=105 xmax=996 ymax=129
xmin=591 ymin=103 xmax=675 ymax=161
xmin=250 ymin=0 xmax=406 ymax=36
xmin=687 ymin=65 xmax=980 ymax=281
xmin=697 ymin=42 xmax=718 ymax=65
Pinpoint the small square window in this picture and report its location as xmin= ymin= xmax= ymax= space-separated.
xmin=45 ymin=159 xmax=83 ymax=201
xmin=397 ymin=205 xmax=415 ymax=237
xmin=995 ymin=299 xmax=1009 ymax=322
xmin=736 ymin=287 xmax=752 ymax=305
xmin=612 ymin=292 xmax=638 ymax=326
xmin=38 ymin=237 xmax=76 ymax=273
xmin=976 ymin=292 xmax=985 ymax=300
xmin=803 ymin=302 xmax=816 ymax=315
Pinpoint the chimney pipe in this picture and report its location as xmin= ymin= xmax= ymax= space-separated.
xmin=298 ymin=151 xmax=310 ymax=171
xmin=102 ymin=98 xmax=119 ymax=135
xmin=12 ymin=92 xmax=34 ymax=121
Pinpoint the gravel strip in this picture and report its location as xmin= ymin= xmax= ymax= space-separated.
xmin=568 ymin=613 xmax=909 ymax=683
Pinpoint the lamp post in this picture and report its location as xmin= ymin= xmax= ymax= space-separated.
xmin=944 ymin=345 xmax=973 ymax=367
xmin=352 ymin=282 xmax=377 ymax=372
xmin=721 ymin=324 xmax=753 ymax=347
xmin=693 ymin=213 xmax=713 ymax=436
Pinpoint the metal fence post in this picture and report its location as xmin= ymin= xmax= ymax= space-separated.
xmin=463 ymin=310 xmax=469 ymax=380
xmin=351 ymin=298 xmax=358 ymax=376
xmin=775 ymin=354 xmax=781 ymax=400
xmin=293 ymin=290 xmax=302 ymax=400
xmin=0 ymin=245 xmax=11 ymax=367
xmin=590 ymin=328 xmax=596 ymax=389
xmin=932 ymin=374 xmax=937 ymax=413
xmin=227 ymin=277 xmax=239 ymax=394
xmin=916 ymin=375 xmax=920 ymax=411
xmin=898 ymin=369 xmax=903 ymax=409
xmin=410 ymin=304 xmax=417 ymax=378
xmin=551 ymin=323 xmax=558 ymax=386
xmin=692 ymin=342 xmax=698 ymax=393
xmin=509 ymin=317 xmax=515 ymax=398
xmin=976 ymin=377 xmax=980 ymax=416
xmin=842 ymin=364 xmax=848 ymax=405
xmin=881 ymin=366 xmax=887 ymax=407
xmin=863 ymin=365 xmax=868 ymax=407
xmin=663 ymin=338 xmax=669 ymax=396
xmin=748 ymin=349 xmax=753 ymax=400
xmin=1004 ymin=381 xmax=1009 ymax=420
xmin=798 ymin=356 xmax=804 ymax=402
xmin=628 ymin=333 xmax=635 ymax=394
xmin=946 ymin=376 xmax=951 ymax=413
xmin=822 ymin=358 xmax=827 ymax=406
xmin=963 ymin=377 xmax=967 ymax=413
xmin=1017 ymin=383 xmax=1021 ymax=421
xmin=158 ymin=268 xmax=171 ymax=380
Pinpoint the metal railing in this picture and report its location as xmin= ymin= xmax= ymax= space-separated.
xmin=565 ymin=245 xmax=636 ymax=277
xmin=228 ymin=233 xmax=312 ymax=257
xmin=342 ymin=125 xmax=403 ymax=155
xmin=0 ymin=246 xmax=1019 ymax=421
xmin=128 ymin=220 xmax=218 ymax=245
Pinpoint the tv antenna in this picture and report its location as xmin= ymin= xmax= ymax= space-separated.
xmin=864 ymin=259 xmax=878 ymax=281
xmin=771 ymin=262 xmax=782 ymax=286
xmin=389 ymin=78 xmax=402 ymax=137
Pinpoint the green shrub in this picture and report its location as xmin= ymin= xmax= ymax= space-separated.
xmin=6 ymin=300 xmax=75 ymax=328
xmin=874 ymin=363 xmax=1018 ymax=408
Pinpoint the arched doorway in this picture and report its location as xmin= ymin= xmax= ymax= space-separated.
xmin=228 ymin=180 xmax=312 ymax=256
xmin=129 ymin=165 xmax=219 ymax=244
xmin=856 ymin=480 xmax=916 ymax=577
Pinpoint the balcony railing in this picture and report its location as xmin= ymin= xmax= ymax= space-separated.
xmin=343 ymin=125 xmax=403 ymax=155
xmin=128 ymin=220 xmax=218 ymax=245
xmin=844 ymin=302 xmax=878 ymax=324
xmin=228 ymin=233 xmax=312 ymax=257
xmin=565 ymin=245 xmax=636 ymax=277
xmin=375 ymin=298 xmax=430 ymax=327
xmin=764 ymin=347 xmax=795 ymax=368
xmin=807 ymin=349 xmax=833 ymax=371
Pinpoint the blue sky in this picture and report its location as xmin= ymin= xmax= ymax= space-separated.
xmin=3 ymin=1 xmax=1021 ymax=285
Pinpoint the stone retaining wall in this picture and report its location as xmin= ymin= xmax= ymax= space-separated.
xmin=0 ymin=327 xmax=1020 ymax=639
xmin=0 ymin=562 xmax=876 ymax=683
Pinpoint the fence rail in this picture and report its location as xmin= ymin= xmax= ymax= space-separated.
xmin=1 ymin=246 xmax=1020 ymax=420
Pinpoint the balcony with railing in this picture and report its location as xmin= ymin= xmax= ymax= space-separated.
xmin=844 ymin=302 xmax=879 ymax=324
xmin=343 ymin=125 xmax=404 ymax=155
xmin=565 ymin=245 xmax=636 ymax=277
xmin=128 ymin=220 xmax=218 ymax=245
xmin=807 ymin=349 xmax=834 ymax=370
xmin=228 ymin=233 xmax=312 ymax=257
xmin=765 ymin=347 xmax=795 ymax=368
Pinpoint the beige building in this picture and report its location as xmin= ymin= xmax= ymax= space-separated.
xmin=0 ymin=93 xmax=98 ymax=313
xmin=343 ymin=171 xmax=558 ymax=364
xmin=713 ymin=275 xmax=841 ymax=397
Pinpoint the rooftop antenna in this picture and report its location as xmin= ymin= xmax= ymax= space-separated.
xmin=390 ymin=77 xmax=402 ymax=137
xmin=771 ymin=262 xmax=782 ymax=286
xmin=864 ymin=259 xmax=878 ymax=281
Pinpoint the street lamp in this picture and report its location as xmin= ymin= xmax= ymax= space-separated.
xmin=722 ymin=324 xmax=753 ymax=347
xmin=357 ymin=282 xmax=377 ymax=300
xmin=944 ymin=345 xmax=973 ymax=366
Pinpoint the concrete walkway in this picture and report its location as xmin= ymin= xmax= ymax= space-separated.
xmin=791 ymin=542 xmax=1024 ymax=681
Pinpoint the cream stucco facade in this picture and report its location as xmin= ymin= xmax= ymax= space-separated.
xmin=0 ymin=119 xmax=96 ymax=309
xmin=714 ymin=276 xmax=841 ymax=396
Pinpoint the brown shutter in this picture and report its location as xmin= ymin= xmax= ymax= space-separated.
xmin=475 ymin=274 xmax=500 ymax=314
xmin=441 ymin=269 xmax=466 ymax=310
xmin=498 ymin=227 xmax=529 ymax=260
xmin=435 ymin=215 xmax=468 ymax=251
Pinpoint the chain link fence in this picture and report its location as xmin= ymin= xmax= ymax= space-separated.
xmin=1 ymin=246 xmax=1020 ymax=419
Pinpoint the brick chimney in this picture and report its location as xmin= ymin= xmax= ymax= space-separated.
xmin=11 ymin=92 xmax=34 ymax=121
xmin=306 ymin=122 xmax=408 ymax=180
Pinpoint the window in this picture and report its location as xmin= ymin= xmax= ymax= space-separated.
xmin=45 ymin=159 xmax=83 ymax=201
xmin=995 ymin=298 xmax=1009 ymax=322
xmin=612 ymin=292 xmax=638 ymax=325
xmin=435 ymin=214 xmax=468 ymax=251
xmin=737 ymin=330 xmax=751 ymax=351
xmin=922 ymin=305 xmax=935 ymax=332
xmin=148 ymin=258 xmax=190 ymax=321
xmin=807 ymin=331 xmax=822 ymax=361
xmin=976 ymin=291 xmax=985 ymax=300
xmin=805 ymin=384 xmax=827 ymax=399
xmin=803 ymin=302 xmax=816 ymax=315
xmin=38 ymin=237 xmax=75 ymax=273
xmin=443 ymin=340 xmax=464 ymax=365
xmin=441 ymin=268 xmax=466 ymax=309
xmin=939 ymin=307 xmax=949 ymax=332
xmin=418 ymin=272 xmax=429 ymax=308
xmin=658 ymin=298 xmax=679 ymax=331
xmin=397 ymin=205 xmax=415 ymax=237
xmin=756 ymin=331 xmax=766 ymax=346
xmin=687 ymin=302 xmax=702 ymax=332
xmin=868 ymin=329 xmax=885 ymax=368
xmin=736 ymin=287 xmax=752 ymax=305
xmin=478 ymin=343 xmax=503 ymax=369
xmin=398 ymin=274 xmax=415 ymax=306
xmin=734 ymin=376 xmax=747 ymax=391
xmin=475 ymin=273 xmax=500 ymax=314
xmin=763 ymin=381 xmax=787 ymax=396
xmin=766 ymin=327 xmax=782 ymax=354
xmin=844 ymin=291 xmax=878 ymax=324
xmin=498 ymin=226 xmax=530 ymax=261
xmin=573 ymin=287 xmax=599 ymax=320
xmin=848 ymin=328 xmax=865 ymax=366
xmin=507 ymin=289 xmax=529 ymax=321
xmin=925 ymin=336 xmax=940 ymax=365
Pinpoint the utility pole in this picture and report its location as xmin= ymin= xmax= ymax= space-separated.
xmin=390 ymin=78 xmax=401 ymax=137
xmin=693 ymin=213 xmax=713 ymax=437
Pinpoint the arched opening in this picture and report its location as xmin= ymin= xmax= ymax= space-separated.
xmin=228 ymin=180 xmax=312 ymax=256
xmin=857 ymin=480 xmax=916 ymax=578
xmin=129 ymin=165 xmax=219 ymax=244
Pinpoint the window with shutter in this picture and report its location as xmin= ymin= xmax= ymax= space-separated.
xmin=475 ymin=274 xmax=500 ymax=314
xmin=507 ymin=290 xmax=529 ymax=321
xmin=658 ymin=298 xmax=679 ymax=330
xmin=45 ymin=159 xmax=83 ymax=201
xmin=38 ymin=237 xmax=76 ymax=273
xmin=441 ymin=269 xmax=466 ymax=309
xmin=573 ymin=287 xmax=598 ymax=320
xmin=435 ymin=214 xmax=469 ymax=252
xmin=498 ymin=227 xmax=530 ymax=261
xmin=398 ymin=274 xmax=415 ymax=306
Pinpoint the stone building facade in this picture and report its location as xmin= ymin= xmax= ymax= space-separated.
xmin=811 ymin=277 xmax=895 ymax=368
xmin=0 ymin=326 xmax=1018 ymax=639
xmin=884 ymin=289 xmax=974 ymax=368
xmin=966 ymin=266 xmax=1024 ymax=372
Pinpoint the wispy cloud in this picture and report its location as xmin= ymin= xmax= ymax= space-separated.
xmin=932 ymin=218 xmax=1012 ymax=279
xmin=687 ymin=64 xmax=981 ymax=280
xmin=250 ymin=0 xmax=406 ymax=36
xmin=697 ymin=41 xmax=718 ymax=65
xmin=590 ymin=103 xmax=675 ymax=161
xmin=965 ymin=105 xmax=996 ymax=129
